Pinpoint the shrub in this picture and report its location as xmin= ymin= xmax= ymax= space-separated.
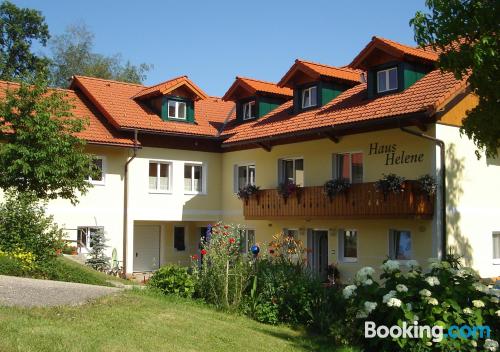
xmin=0 ymin=191 xmax=64 ymax=263
xmin=148 ymin=264 xmax=195 ymax=298
xmin=323 ymin=178 xmax=351 ymax=200
xmin=342 ymin=259 xmax=500 ymax=351
xmin=0 ymin=251 xmax=26 ymax=276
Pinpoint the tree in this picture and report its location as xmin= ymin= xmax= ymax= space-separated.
xmin=0 ymin=72 xmax=97 ymax=204
xmin=49 ymin=23 xmax=151 ymax=87
xmin=411 ymin=0 xmax=500 ymax=158
xmin=85 ymin=228 xmax=110 ymax=272
xmin=0 ymin=1 xmax=50 ymax=81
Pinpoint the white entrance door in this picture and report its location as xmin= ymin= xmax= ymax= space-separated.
xmin=133 ymin=225 xmax=161 ymax=272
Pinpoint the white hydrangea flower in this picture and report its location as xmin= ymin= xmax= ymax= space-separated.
xmin=362 ymin=279 xmax=373 ymax=286
xmin=406 ymin=271 xmax=418 ymax=278
xmin=355 ymin=310 xmax=368 ymax=319
xmin=489 ymin=288 xmax=500 ymax=297
xmin=428 ymin=258 xmax=440 ymax=269
xmin=491 ymin=296 xmax=499 ymax=304
xmin=484 ymin=339 xmax=499 ymax=352
xmin=343 ymin=285 xmax=357 ymax=299
xmin=382 ymin=290 xmax=397 ymax=303
xmin=406 ymin=303 xmax=412 ymax=311
xmin=396 ymin=284 xmax=408 ymax=292
xmin=471 ymin=340 xmax=477 ymax=347
xmin=426 ymin=297 xmax=438 ymax=305
xmin=406 ymin=260 xmax=419 ymax=269
xmin=386 ymin=297 xmax=402 ymax=308
xmin=425 ymin=276 xmax=440 ymax=286
xmin=473 ymin=282 xmax=488 ymax=293
xmin=472 ymin=300 xmax=485 ymax=308
xmin=381 ymin=260 xmax=400 ymax=272
xmin=463 ymin=307 xmax=473 ymax=315
xmin=495 ymin=310 xmax=500 ymax=317
xmin=356 ymin=266 xmax=375 ymax=280
xmin=364 ymin=301 xmax=377 ymax=314
xmin=419 ymin=289 xmax=432 ymax=297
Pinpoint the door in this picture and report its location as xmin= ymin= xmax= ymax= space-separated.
xmin=133 ymin=225 xmax=161 ymax=272
xmin=307 ymin=229 xmax=329 ymax=280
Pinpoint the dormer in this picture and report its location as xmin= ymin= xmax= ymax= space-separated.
xmin=278 ymin=59 xmax=361 ymax=114
xmin=349 ymin=36 xmax=438 ymax=99
xmin=133 ymin=76 xmax=208 ymax=123
xmin=222 ymin=77 xmax=292 ymax=123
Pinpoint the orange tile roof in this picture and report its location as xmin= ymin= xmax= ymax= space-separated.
xmin=72 ymin=76 xmax=234 ymax=137
xmin=222 ymin=69 xmax=467 ymax=145
xmin=132 ymin=75 xmax=208 ymax=100
xmin=350 ymin=36 xmax=439 ymax=69
xmin=222 ymin=76 xmax=292 ymax=101
xmin=278 ymin=59 xmax=362 ymax=87
xmin=0 ymin=80 xmax=135 ymax=147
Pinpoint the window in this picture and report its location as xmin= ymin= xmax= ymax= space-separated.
xmin=339 ymin=229 xmax=357 ymax=262
xmin=89 ymin=157 xmax=105 ymax=185
xmin=493 ymin=232 xmax=500 ymax=264
xmin=240 ymin=229 xmax=255 ymax=253
xmin=301 ymin=86 xmax=317 ymax=108
xmin=279 ymin=158 xmax=304 ymax=186
xmin=149 ymin=162 xmax=171 ymax=192
xmin=77 ymin=226 xmax=103 ymax=248
xmin=242 ymin=101 xmax=256 ymax=120
xmin=168 ymin=100 xmax=187 ymax=119
xmin=174 ymin=226 xmax=186 ymax=251
xmin=283 ymin=228 xmax=299 ymax=239
xmin=184 ymin=164 xmax=203 ymax=193
xmin=235 ymin=164 xmax=256 ymax=192
xmin=377 ymin=67 xmax=398 ymax=93
xmin=333 ymin=152 xmax=363 ymax=183
xmin=389 ymin=230 xmax=412 ymax=260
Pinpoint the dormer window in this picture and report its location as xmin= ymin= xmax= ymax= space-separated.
xmin=301 ymin=86 xmax=317 ymax=108
xmin=168 ymin=100 xmax=187 ymax=120
xmin=242 ymin=101 xmax=256 ymax=120
xmin=377 ymin=67 xmax=398 ymax=93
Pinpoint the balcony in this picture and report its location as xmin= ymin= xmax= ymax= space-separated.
xmin=243 ymin=181 xmax=434 ymax=220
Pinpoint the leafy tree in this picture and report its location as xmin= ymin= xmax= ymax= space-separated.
xmin=0 ymin=0 xmax=50 ymax=81
xmin=411 ymin=0 xmax=500 ymax=158
xmin=49 ymin=23 xmax=151 ymax=87
xmin=0 ymin=72 xmax=97 ymax=203
xmin=85 ymin=228 xmax=110 ymax=272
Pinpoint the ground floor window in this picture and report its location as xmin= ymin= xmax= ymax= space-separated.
xmin=283 ymin=228 xmax=299 ymax=238
xmin=77 ymin=226 xmax=103 ymax=248
xmin=389 ymin=229 xmax=412 ymax=260
xmin=239 ymin=229 xmax=255 ymax=253
xmin=339 ymin=229 xmax=358 ymax=262
xmin=174 ymin=226 xmax=186 ymax=251
xmin=493 ymin=232 xmax=500 ymax=264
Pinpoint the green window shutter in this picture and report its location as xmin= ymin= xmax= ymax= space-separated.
xmin=187 ymin=100 xmax=195 ymax=123
xmin=161 ymin=96 xmax=168 ymax=120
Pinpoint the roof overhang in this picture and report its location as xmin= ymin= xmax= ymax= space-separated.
xmin=277 ymin=60 xmax=320 ymax=88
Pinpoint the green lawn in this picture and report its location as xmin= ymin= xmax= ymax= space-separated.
xmin=0 ymin=290 xmax=356 ymax=352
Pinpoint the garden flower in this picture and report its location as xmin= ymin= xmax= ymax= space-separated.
xmin=381 ymin=260 xmax=400 ymax=272
xmin=425 ymin=276 xmax=440 ymax=286
xmin=362 ymin=279 xmax=373 ymax=286
xmin=463 ymin=308 xmax=473 ymax=315
xmin=343 ymin=285 xmax=357 ymax=299
xmin=386 ymin=297 xmax=402 ymax=308
xmin=201 ymin=249 xmax=207 ymax=255
xmin=426 ymin=297 xmax=438 ymax=305
xmin=496 ymin=310 xmax=500 ymax=317
xmin=396 ymin=284 xmax=408 ymax=292
xmin=355 ymin=310 xmax=368 ymax=319
xmin=484 ymin=339 xmax=499 ymax=352
xmin=471 ymin=340 xmax=477 ymax=347
xmin=191 ymin=254 xmax=199 ymax=260
xmin=419 ymin=289 xmax=432 ymax=297
xmin=364 ymin=301 xmax=377 ymax=314
xmin=473 ymin=282 xmax=488 ymax=293
xmin=491 ymin=297 xmax=499 ymax=304
xmin=229 ymin=238 xmax=235 ymax=244
xmin=356 ymin=266 xmax=375 ymax=281
xmin=489 ymin=288 xmax=500 ymax=297
xmin=472 ymin=300 xmax=485 ymax=308
xmin=406 ymin=260 xmax=419 ymax=269
xmin=382 ymin=290 xmax=397 ymax=303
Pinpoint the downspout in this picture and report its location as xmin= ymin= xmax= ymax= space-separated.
xmin=123 ymin=129 xmax=138 ymax=275
xmin=400 ymin=126 xmax=447 ymax=259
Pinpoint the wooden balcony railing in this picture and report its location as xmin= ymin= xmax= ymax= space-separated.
xmin=243 ymin=181 xmax=434 ymax=220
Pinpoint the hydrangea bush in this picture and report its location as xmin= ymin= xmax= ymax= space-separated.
xmin=342 ymin=259 xmax=499 ymax=351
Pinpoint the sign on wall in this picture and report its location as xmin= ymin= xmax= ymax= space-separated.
xmin=369 ymin=143 xmax=424 ymax=166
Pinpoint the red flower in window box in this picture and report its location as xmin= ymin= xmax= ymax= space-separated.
xmin=201 ymin=249 xmax=207 ymax=255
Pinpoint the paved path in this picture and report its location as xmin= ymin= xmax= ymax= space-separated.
xmin=0 ymin=275 xmax=122 ymax=307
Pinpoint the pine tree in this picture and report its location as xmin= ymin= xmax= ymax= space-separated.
xmin=85 ymin=228 xmax=110 ymax=272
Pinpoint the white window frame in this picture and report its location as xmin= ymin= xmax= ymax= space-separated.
xmin=234 ymin=163 xmax=256 ymax=192
xmin=88 ymin=156 xmax=106 ymax=186
xmin=148 ymin=161 xmax=172 ymax=193
xmin=240 ymin=228 xmax=255 ymax=254
xmin=301 ymin=86 xmax=317 ymax=108
xmin=333 ymin=151 xmax=364 ymax=183
xmin=77 ymin=226 xmax=104 ymax=249
xmin=377 ymin=67 xmax=398 ymax=93
xmin=493 ymin=232 xmax=500 ymax=265
xmin=388 ymin=229 xmax=413 ymax=261
xmin=242 ymin=101 xmax=256 ymax=120
xmin=183 ymin=162 xmax=206 ymax=194
xmin=279 ymin=157 xmax=304 ymax=186
xmin=167 ymin=100 xmax=187 ymax=120
xmin=338 ymin=229 xmax=358 ymax=263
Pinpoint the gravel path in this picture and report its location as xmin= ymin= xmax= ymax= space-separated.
xmin=0 ymin=275 xmax=122 ymax=307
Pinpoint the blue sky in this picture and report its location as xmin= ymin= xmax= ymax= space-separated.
xmin=13 ymin=0 xmax=426 ymax=96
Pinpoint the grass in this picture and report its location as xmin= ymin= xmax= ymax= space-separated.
xmin=0 ymin=290 xmax=357 ymax=352
xmin=0 ymin=255 xmax=133 ymax=287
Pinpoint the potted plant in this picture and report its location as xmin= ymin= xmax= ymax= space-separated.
xmin=416 ymin=174 xmax=437 ymax=199
xmin=323 ymin=178 xmax=351 ymax=201
xmin=236 ymin=184 xmax=260 ymax=204
xmin=277 ymin=179 xmax=301 ymax=203
xmin=374 ymin=173 xmax=406 ymax=200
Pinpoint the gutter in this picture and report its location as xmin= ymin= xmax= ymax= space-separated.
xmin=400 ymin=126 xmax=447 ymax=259
xmin=122 ymin=129 xmax=139 ymax=275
